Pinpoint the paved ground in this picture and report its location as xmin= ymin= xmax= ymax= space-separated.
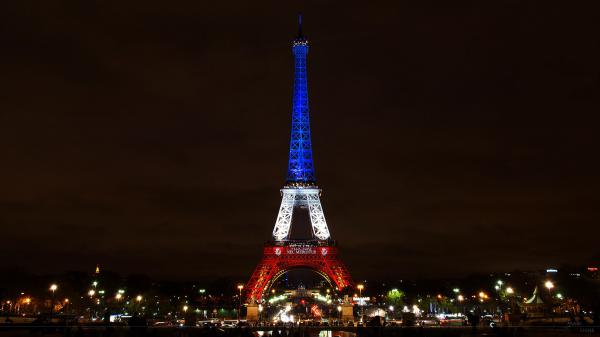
xmin=0 ymin=326 xmax=598 ymax=337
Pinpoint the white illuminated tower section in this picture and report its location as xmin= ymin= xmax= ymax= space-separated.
xmin=272 ymin=16 xmax=331 ymax=242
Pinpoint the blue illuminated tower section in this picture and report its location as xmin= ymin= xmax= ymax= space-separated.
xmin=286 ymin=16 xmax=316 ymax=184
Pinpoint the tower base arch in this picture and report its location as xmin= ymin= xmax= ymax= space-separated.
xmin=245 ymin=243 xmax=354 ymax=303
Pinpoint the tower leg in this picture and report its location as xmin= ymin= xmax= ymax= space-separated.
xmin=321 ymin=255 xmax=354 ymax=290
xmin=245 ymin=252 xmax=282 ymax=303
xmin=272 ymin=192 xmax=295 ymax=241
xmin=307 ymin=193 xmax=330 ymax=240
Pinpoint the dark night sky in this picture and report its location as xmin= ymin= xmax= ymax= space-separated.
xmin=1 ymin=1 xmax=599 ymax=281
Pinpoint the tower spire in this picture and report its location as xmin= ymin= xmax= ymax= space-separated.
xmin=298 ymin=14 xmax=303 ymax=39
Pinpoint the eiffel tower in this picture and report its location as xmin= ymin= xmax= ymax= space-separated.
xmin=245 ymin=16 xmax=354 ymax=303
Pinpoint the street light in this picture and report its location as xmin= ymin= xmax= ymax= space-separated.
xmin=88 ymin=290 xmax=97 ymax=318
xmin=478 ymin=291 xmax=488 ymax=302
xmin=183 ymin=305 xmax=189 ymax=312
xmin=357 ymin=284 xmax=364 ymax=321
xmin=544 ymin=281 xmax=555 ymax=322
xmin=504 ymin=287 xmax=515 ymax=315
xmin=134 ymin=295 xmax=143 ymax=315
xmin=49 ymin=284 xmax=58 ymax=315
xmin=544 ymin=281 xmax=555 ymax=300
xmin=237 ymin=284 xmax=244 ymax=321
xmin=457 ymin=295 xmax=464 ymax=302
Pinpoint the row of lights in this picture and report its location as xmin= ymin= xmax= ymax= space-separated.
xmin=49 ymin=283 xmax=197 ymax=314
xmin=40 ymin=279 xmax=562 ymax=315
xmin=50 ymin=284 xmax=144 ymax=303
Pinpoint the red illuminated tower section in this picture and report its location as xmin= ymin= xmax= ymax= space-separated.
xmin=245 ymin=17 xmax=354 ymax=303
xmin=246 ymin=246 xmax=353 ymax=303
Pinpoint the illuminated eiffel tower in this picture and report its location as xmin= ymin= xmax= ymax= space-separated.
xmin=245 ymin=16 xmax=354 ymax=303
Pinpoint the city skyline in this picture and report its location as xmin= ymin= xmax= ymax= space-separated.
xmin=1 ymin=1 xmax=599 ymax=281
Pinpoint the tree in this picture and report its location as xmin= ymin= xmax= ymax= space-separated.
xmin=387 ymin=289 xmax=405 ymax=307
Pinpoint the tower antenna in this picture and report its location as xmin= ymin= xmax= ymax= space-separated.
xmin=298 ymin=14 xmax=303 ymax=38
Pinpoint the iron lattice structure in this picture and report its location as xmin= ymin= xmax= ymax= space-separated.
xmin=272 ymin=188 xmax=330 ymax=241
xmin=245 ymin=17 xmax=354 ymax=304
